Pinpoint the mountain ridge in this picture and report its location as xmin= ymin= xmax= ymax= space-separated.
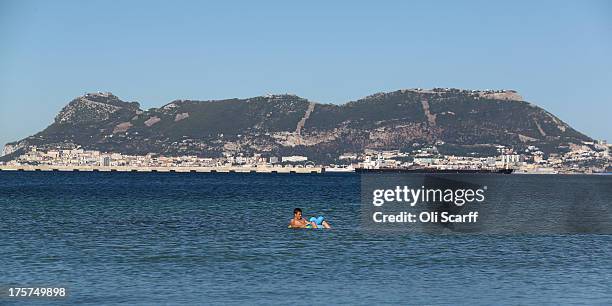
xmin=2 ymin=88 xmax=591 ymax=163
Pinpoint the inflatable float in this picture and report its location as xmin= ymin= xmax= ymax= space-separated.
xmin=288 ymin=216 xmax=328 ymax=229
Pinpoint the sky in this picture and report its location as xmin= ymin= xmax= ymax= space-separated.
xmin=1 ymin=0 xmax=610 ymax=146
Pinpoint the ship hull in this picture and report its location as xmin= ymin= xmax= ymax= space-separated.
xmin=355 ymin=168 xmax=513 ymax=174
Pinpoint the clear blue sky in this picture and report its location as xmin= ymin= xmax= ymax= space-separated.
xmin=1 ymin=0 xmax=610 ymax=146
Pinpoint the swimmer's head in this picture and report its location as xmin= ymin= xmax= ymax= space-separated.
xmin=293 ymin=208 xmax=302 ymax=219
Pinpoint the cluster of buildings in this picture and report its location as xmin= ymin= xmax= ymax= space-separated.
xmin=2 ymin=147 xmax=313 ymax=169
xmin=338 ymin=148 xmax=515 ymax=171
xmin=5 ymin=148 xmax=214 ymax=168
xmin=347 ymin=141 xmax=611 ymax=174
xmin=2 ymin=140 xmax=610 ymax=174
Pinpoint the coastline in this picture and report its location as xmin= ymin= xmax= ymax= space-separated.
xmin=0 ymin=164 xmax=323 ymax=174
xmin=1 ymin=164 xmax=609 ymax=175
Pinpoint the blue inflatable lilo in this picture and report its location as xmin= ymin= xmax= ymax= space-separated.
xmin=307 ymin=216 xmax=326 ymax=229
xmin=288 ymin=208 xmax=331 ymax=229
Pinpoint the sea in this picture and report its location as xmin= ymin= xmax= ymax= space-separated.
xmin=1 ymin=172 xmax=610 ymax=305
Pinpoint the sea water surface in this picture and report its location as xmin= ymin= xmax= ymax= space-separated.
xmin=0 ymin=172 xmax=611 ymax=305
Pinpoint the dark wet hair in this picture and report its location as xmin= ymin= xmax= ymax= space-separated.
xmin=293 ymin=208 xmax=302 ymax=214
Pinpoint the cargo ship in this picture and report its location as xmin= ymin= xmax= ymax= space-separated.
xmin=355 ymin=167 xmax=513 ymax=174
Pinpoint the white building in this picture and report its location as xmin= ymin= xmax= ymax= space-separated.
xmin=281 ymin=155 xmax=308 ymax=163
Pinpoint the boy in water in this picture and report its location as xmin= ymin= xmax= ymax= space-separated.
xmin=289 ymin=208 xmax=331 ymax=229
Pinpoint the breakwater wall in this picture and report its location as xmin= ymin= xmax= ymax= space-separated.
xmin=0 ymin=165 xmax=323 ymax=174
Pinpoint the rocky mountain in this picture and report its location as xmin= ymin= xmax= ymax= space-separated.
xmin=2 ymin=88 xmax=592 ymax=162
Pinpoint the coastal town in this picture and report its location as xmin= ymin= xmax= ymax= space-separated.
xmin=1 ymin=139 xmax=610 ymax=174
